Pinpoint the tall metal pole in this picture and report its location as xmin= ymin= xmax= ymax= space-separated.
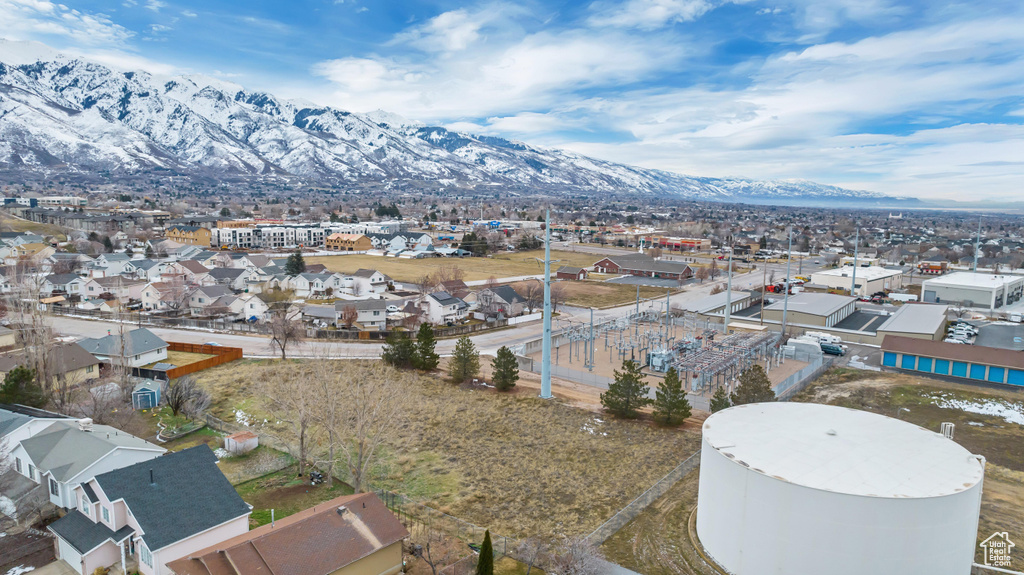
xmin=973 ymin=217 xmax=982 ymax=272
xmin=540 ymin=209 xmax=553 ymax=399
xmin=724 ymin=245 xmax=733 ymax=332
xmin=850 ymin=226 xmax=859 ymax=296
xmin=635 ymin=284 xmax=640 ymax=315
xmin=781 ymin=226 xmax=793 ymax=336
xmin=760 ymin=256 xmax=767 ymax=326
xmin=588 ymin=307 xmax=594 ymax=372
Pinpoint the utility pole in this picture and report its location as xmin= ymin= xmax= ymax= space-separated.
xmin=760 ymin=257 xmax=767 ymax=326
xmin=540 ymin=209 xmax=553 ymax=399
xmin=851 ymin=226 xmax=859 ymax=296
xmin=588 ymin=307 xmax=594 ymax=371
xmin=724 ymin=243 xmax=733 ymax=333
xmin=636 ymin=284 xmax=640 ymax=315
xmin=781 ymin=226 xmax=793 ymax=337
xmin=973 ymin=216 xmax=982 ymax=272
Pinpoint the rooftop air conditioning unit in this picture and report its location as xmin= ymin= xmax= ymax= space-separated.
xmin=78 ymin=418 xmax=94 ymax=432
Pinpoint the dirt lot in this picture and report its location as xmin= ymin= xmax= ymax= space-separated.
xmin=305 ymin=249 xmax=600 ymax=282
xmin=194 ymin=359 xmax=702 ymax=539
xmin=510 ymin=279 xmax=678 ymax=309
xmin=235 ymin=466 xmax=354 ymax=527
xmin=601 ymin=368 xmax=1024 ymax=573
xmin=143 ymin=349 xmax=215 ymax=368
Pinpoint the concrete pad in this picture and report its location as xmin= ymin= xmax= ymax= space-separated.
xmin=30 ymin=560 xmax=79 ymax=575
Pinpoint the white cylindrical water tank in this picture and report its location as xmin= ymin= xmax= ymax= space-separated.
xmin=696 ymin=403 xmax=984 ymax=575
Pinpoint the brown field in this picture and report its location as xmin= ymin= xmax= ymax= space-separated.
xmin=193 ymin=359 xmax=702 ymax=539
xmin=601 ymin=369 xmax=1024 ymax=572
xmin=510 ymin=279 xmax=679 ymax=309
xmin=0 ymin=211 xmax=67 ymax=241
xmin=305 ymin=249 xmax=601 ymax=282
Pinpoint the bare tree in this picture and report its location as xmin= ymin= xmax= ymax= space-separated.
xmin=522 ymin=280 xmax=544 ymax=313
xmin=516 ymin=537 xmax=547 ymax=575
xmin=314 ymin=361 xmax=402 ymax=492
xmin=339 ymin=305 xmax=358 ymax=329
xmin=258 ymin=363 xmax=320 ymax=475
xmin=165 ymin=375 xmax=203 ymax=417
xmin=695 ymin=266 xmax=709 ymax=283
xmin=547 ymin=536 xmax=605 ymax=575
xmin=268 ymin=309 xmax=304 ymax=360
xmin=710 ymin=283 xmax=726 ymax=295
xmin=410 ymin=531 xmax=455 ymax=575
xmin=549 ymin=282 xmax=567 ymax=312
xmin=709 ymin=259 xmax=720 ymax=280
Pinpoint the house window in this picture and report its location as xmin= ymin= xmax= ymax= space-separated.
xmin=134 ymin=355 xmax=140 ymax=361
xmin=81 ymin=498 xmax=89 ymax=515
xmin=28 ymin=464 xmax=35 ymax=481
xmin=15 ymin=458 xmax=21 ymax=473
xmin=49 ymin=477 xmax=59 ymax=496
xmin=102 ymin=506 xmax=111 ymax=523
xmin=140 ymin=543 xmax=152 ymax=567
xmin=87 ymin=365 xmax=94 ymax=373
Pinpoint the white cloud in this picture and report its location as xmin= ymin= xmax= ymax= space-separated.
xmin=588 ymin=0 xmax=713 ymax=29
xmin=0 ymin=0 xmax=133 ymax=45
xmin=145 ymin=0 xmax=166 ymax=12
xmin=181 ymin=10 xmax=197 ymax=17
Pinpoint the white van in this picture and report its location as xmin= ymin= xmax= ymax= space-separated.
xmin=805 ymin=331 xmax=842 ymax=345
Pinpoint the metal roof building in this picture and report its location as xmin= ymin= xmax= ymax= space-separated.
xmin=761 ymin=293 xmax=857 ymax=327
xmin=696 ymin=402 xmax=984 ymax=575
xmin=922 ymin=272 xmax=1024 ymax=310
xmin=810 ymin=265 xmax=905 ymax=297
xmin=875 ymin=303 xmax=948 ymax=341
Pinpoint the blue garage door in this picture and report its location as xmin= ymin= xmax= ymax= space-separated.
xmin=1008 ymin=370 xmax=1024 ymax=386
xmin=970 ymin=364 xmax=987 ymax=380
xmin=952 ymin=362 xmax=968 ymax=377
xmin=917 ymin=357 xmax=933 ymax=373
xmin=882 ymin=352 xmax=897 ymax=367
xmin=934 ymin=359 xmax=950 ymax=375
xmin=988 ymin=367 xmax=1005 ymax=383
xmin=901 ymin=355 xmax=917 ymax=370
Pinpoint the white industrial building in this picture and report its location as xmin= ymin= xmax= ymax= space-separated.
xmin=810 ymin=265 xmax=904 ymax=297
xmin=696 ymin=403 xmax=985 ymax=575
xmin=922 ymin=272 xmax=1024 ymax=310
xmin=677 ymin=290 xmax=752 ymax=317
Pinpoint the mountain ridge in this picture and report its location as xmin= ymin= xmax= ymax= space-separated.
xmin=0 ymin=40 xmax=919 ymax=207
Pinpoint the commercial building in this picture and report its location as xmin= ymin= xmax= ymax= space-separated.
xmin=697 ymin=403 xmax=984 ymax=575
xmin=882 ymin=335 xmax=1024 ymax=386
xmin=921 ymin=272 xmax=1024 ymax=310
xmin=592 ymin=253 xmax=693 ymax=280
xmin=874 ymin=303 xmax=948 ymax=341
xmin=165 ymin=225 xmax=211 ymax=247
xmin=810 ymin=265 xmax=904 ymax=297
xmin=677 ymin=290 xmax=753 ymax=318
xmin=761 ymin=293 xmax=856 ymax=327
xmin=325 ymin=233 xmax=373 ymax=252
xmin=644 ymin=236 xmax=711 ymax=252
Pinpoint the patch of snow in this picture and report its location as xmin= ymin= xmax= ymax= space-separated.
xmin=234 ymin=409 xmax=254 ymax=427
xmin=967 ymin=421 xmax=985 ymax=426
xmin=214 ymin=448 xmax=229 ymax=459
xmin=0 ymin=495 xmax=16 ymax=517
xmin=5 ymin=565 xmax=35 ymax=575
xmin=929 ymin=393 xmax=1024 ymax=426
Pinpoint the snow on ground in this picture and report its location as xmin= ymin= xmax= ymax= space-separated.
xmin=234 ymin=409 xmax=253 ymax=427
xmin=929 ymin=393 xmax=1024 ymax=426
xmin=214 ymin=448 xmax=229 ymax=459
xmin=5 ymin=566 xmax=35 ymax=575
xmin=0 ymin=495 xmax=16 ymax=517
xmin=580 ymin=417 xmax=608 ymax=436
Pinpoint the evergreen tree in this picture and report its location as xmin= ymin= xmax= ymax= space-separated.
xmin=145 ymin=244 xmax=154 ymax=258
xmin=414 ymin=323 xmax=440 ymax=371
xmin=381 ymin=332 xmax=416 ymax=369
xmin=448 ymin=336 xmax=480 ymax=383
xmin=285 ymin=249 xmax=306 ymax=275
xmin=102 ymin=236 xmax=114 ymax=253
xmin=730 ymin=365 xmax=776 ymax=406
xmin=653 ymin=367 xmax=691 ymax=425
xmin=475 ymin=531 xmax=494 ymax=575
xmin=220 ymin=207 xmax=231 ymax=217
xmin=709 ymin=387 xmax=731 ymax=413
xmin=491 ymin=346 xmax=519 ymax=391
xmin=0 ymin=366 xmax=45 ymax=408
xmin=600 ymin=360 xmax=651 ymax=418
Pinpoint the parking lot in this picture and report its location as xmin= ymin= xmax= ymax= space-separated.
xmin=973 ymin=321 xmax=1024 ymax=351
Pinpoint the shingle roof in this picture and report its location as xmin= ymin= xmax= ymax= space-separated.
xmin=334 ymin=299 xmax=387 ymax=312
xmin=78 ymin=328 xmax=168 ymax=358
xmin=176 ymin=260 xmax=209 ymax=274
xmin=45 ymin=273 xmax=80 ymax=285
xmin=487 ymin=285 xmax=525 ymax=305
xmin=95 ymin=445 xmax=251 ymax=551
xmin=20 ymin=421 xmax=163 ymax=482
xmin=165 ymin=492 xmax=408 ymax=575
xmin=48 ymin=509 xmax=135 ymax=554
xmin=0 ymin=403 xmax=71 ymax=436
xmin=207 ymin=268 xmax=245 ymax=280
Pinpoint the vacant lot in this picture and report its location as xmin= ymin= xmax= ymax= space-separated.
xmin=143 ymin=349 xmax=214 ymax=368
xmin=306 ymin=249 xmax=600 ymax=282
xmin=194 ymin=359 xmax=701 ymax=538
xmin=0 ymin=211 xmax=67 ymax=240
xmin=510 ymin=279 xmax=676 ymax=309
xmin=793 ymin=369 xmax=1024 ymax=565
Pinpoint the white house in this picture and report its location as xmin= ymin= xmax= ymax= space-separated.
xmin=81 ymin=277 xmax=146 ymax=302
xmin=349 ymin=269 xmax=393 ymax=295
xmin=10 ymin=419 xmax=165 ymax=510
xmin=77 ymin=328 xmax=169 ymax=368
xmin=234 ymin=293 xmax=270 ymax=322
xmin=421 ymin=292 xmax=469 ymax=325
xmin=41 ymin=273 xmax=87 ymax=296
xmin=334 ymin=299 xmax=388 ymax=330
xmin=49 ymin=446 xmax=251 ymax=575
xmin=188 ymin=285 xmax=234 ymax=316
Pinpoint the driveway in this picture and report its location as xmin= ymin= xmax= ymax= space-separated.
xmin=29 ymin=561 xmax=78 ymax=575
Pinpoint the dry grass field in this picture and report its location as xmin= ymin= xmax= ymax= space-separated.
xmin=305 ymin=249 xmax=601 ymax=282
xmin=509 ymin=279 xmax=677 ymax=309
xmin=143 ymin=349 xmax=214 ymax=368
xmin=193 ymin=359 xmax=702 ymax=539
xmin=0 ymin=211 xmax=67 ymax=240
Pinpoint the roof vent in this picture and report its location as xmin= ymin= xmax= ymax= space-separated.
xmin=78 ymin=418 xmax=93 ymax=432
xmin=337 ymin=505 xmax=348 ymax=516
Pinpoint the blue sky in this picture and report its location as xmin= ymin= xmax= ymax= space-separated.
xmin=1 ymin=0 xmax=1023 ymax=200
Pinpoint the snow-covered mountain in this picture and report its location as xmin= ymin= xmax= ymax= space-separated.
xmin=0 ymin=41 xmax=915 ymax=206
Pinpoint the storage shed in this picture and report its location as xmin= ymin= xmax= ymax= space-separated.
xmin=882 ymin=335 xmax=1024 ymax=386
xmin=131 ymin=379 xmax=162 ymax=410
xmin=224 ymin=431 xmax=259 ymax=455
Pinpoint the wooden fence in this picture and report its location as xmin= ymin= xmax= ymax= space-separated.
xmin=163 ymin=342 xmax=243 ymax=379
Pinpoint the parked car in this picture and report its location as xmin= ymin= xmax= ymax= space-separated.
xmin=203 ymin=341 xmax=222 ymax=346
xmin=820 ymin=343 xmax=846 ymax=356
xmin=386 ymin=304 xmax=400 ymax=313
xmin=943 ymin=338 xmax=967 ymax=344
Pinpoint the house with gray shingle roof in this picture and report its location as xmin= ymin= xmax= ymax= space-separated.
xmin=9 ymin=419 xmax=164 ymax=510
xmin=49 ymin=445 xmax=251 ymax=575
xmin=78 ymin=328 xmax=169 ymax=368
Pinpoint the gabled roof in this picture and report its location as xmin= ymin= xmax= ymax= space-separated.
xmin=207 ymin=267 xmax=245 ymax=280
xmin=167 ymin=224 xmax=202 ymax=232
xmin=334 ymin=299 xmax=387 ymax=312
xmin=20 ymin=421 xmax=163 ymax=482
xmin=176 ymin=260 xmax=209 ymax=274
xmin=193 ymin=285 xmax=233 ymax=299
xmin=428 ymin=291 xmax=465 ymax=307
xmin=94 ymin=445 xmax=251 ymax=551
xmin=166 ymin=492 xmax=408 ymax=575
xmin=556 ymin=265 xmax=585 ymax=274
xmin=0 ymin=343 xmax=99 ymax=375
xmin=45 ymin=273 xmax=81 ymax=285
xmin=49 ymin=509 xmax=135 ymax=554
xmin=486 ymin=285 xmax=526 ymax=305
xmin=89 ymin=276 xmax=146 ymax=288
xmin=0 ymin=403 xmax=71 ymax=437
xmin=78 ymin=328 xmax=168 ymax=358
xmin=353 ymin=268 xmax=386 ymax=279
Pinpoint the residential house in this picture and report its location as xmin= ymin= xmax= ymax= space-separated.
xmin=78 ymin=328 xmax=169 ymax=368
xmin=205 ymin=267 xmax=251 ymax=291
xmin=48 ymin=445 xmax=251 ymax=575
xmin=162 ymin=260 xmax=208 ymax=284
xmin=41 ymin=273 xmax=87 ymax=297
xmin=477 ymin=285 xmax=528 ymax=317
xmin=440 ymin=279 xmax=470 ymax=299
xmin=556 ymin=266 xmax=589 ymax=280
xmin=421 ymin=292 xmax=468 ymax=325
xmin=4 ymin=242 xmax=55 ymax=266
xmin=140 ymin=281 xmax=190 ymax=311
xmin=234 ymin=293 xmax=269 ymax=322
xmin=334 ymin=299 xmax=388 ymax=330
xmin=82 ymin=277 xmax=146 ymax=302
xmin=325 ymin=233 xmax=373 ymax=252
xmin=188 ymin=285 xmax=234 ymax=316
xmin=129 ymin=259 xmax=172 ymax=282
xmin=46 ymin=252 xmax=94 ymax=275
xmin=166 ymin=492 xmax=408 ymax=575
xmin=0 ymin=343 xmax=100 ymax=384
xmin=90 ymin=253 xmax=134 ymax=277
xmin=10 ymin=419 xmax=165 ymax=510
xmin=286 ymin=272 xmax=342 ymax=298
xmin=165 ymin=225 xmax=212 ymax=247
xmin=350 ymin=269 xmax=393 ymax=295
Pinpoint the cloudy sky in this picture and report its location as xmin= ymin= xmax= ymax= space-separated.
xmin=1 ymin=0 xmax=1023 ymax=200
